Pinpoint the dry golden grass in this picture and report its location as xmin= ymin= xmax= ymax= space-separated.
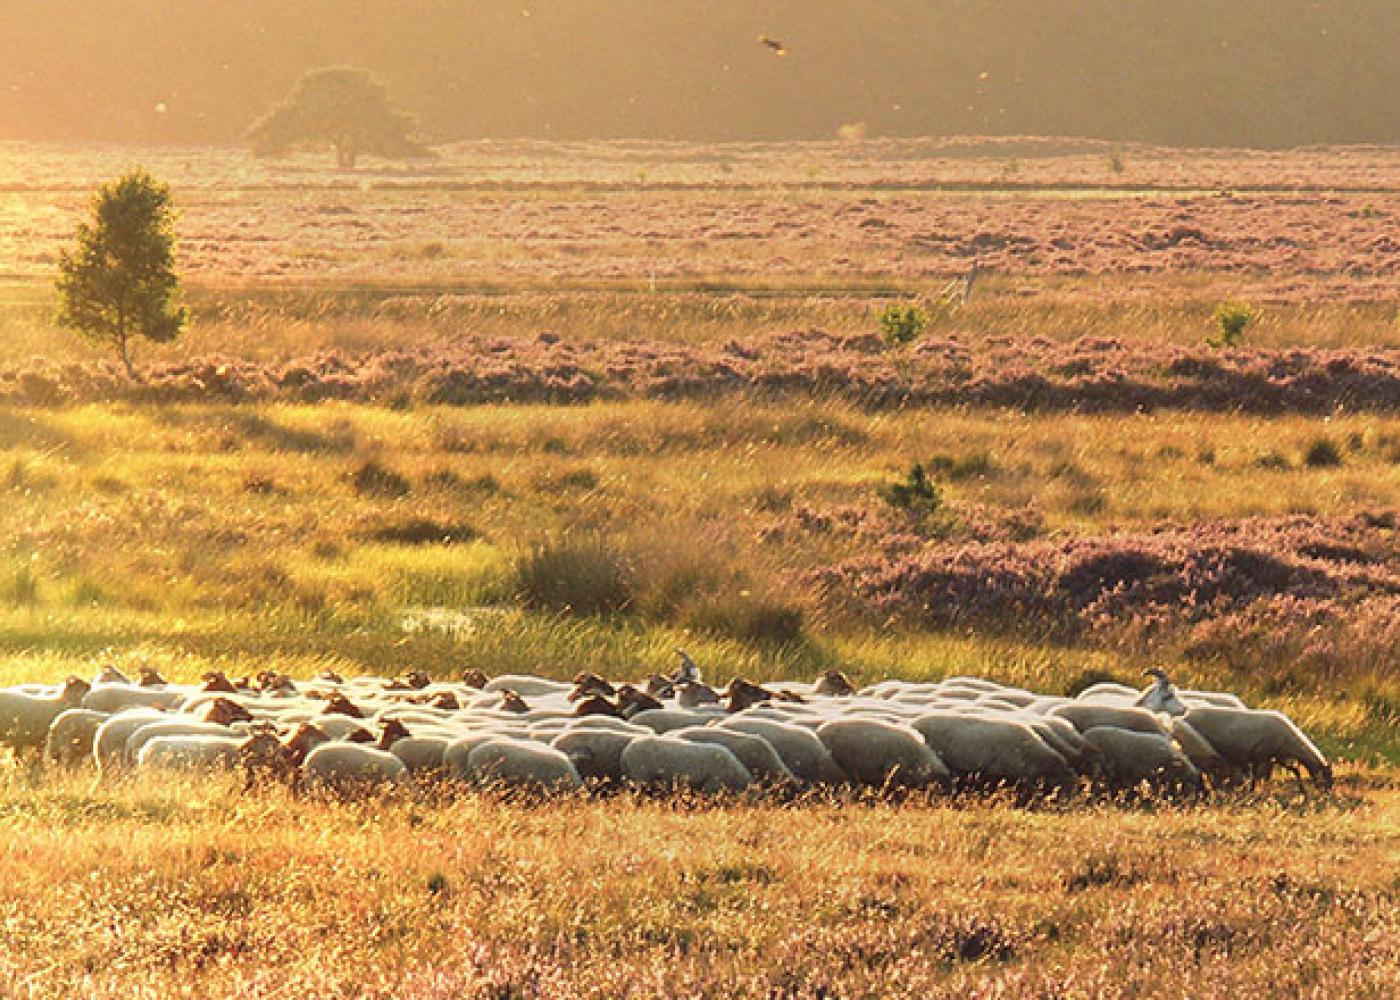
xmin=0 ymin=768 xmax=1395 ymax=999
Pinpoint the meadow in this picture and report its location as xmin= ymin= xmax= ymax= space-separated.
xmin=1 ymin=139 xmax=1398 ymax=996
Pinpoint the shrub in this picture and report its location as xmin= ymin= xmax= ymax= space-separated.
xmin=512 ymin=535 xmax=633 ymax=616
xmin=1208 ymin=301 xmax=1255 ymax=348
xmin=1303 ymin=437 xmax=1343 ymax=468
xmin=879 ymin=463 xmax=942 ymax=515
xmin=349 ymin=460 xmax=411 ymax=497
xmin=366 ymin=519 xmax=478 ymax=545
xmin=877 ymin=303 xmax=929 ymax=347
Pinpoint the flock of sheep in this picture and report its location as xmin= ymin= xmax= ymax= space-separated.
xmin=0 ymin=656 xmax=1333 ymax=799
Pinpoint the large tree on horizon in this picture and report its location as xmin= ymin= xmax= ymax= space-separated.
xmin=247 ymin=67 xmax=431 ymax=169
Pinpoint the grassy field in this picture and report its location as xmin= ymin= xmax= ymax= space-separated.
xmin=2 ymin=140 xmax=1399 ymax=997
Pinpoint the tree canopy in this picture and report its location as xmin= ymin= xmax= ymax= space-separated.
xmin=55 ymin=169 xmax=187 ymax=379
xmin=247 ymin=67 xmax=430 ymax=168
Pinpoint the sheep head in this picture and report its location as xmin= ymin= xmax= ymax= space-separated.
xmin=377 ymin=718 xmax=412 ymax=749
xmin=240 ymin=727 xmax=295 ymax=778
xmin=499 ymin=689 xmax=530 ymax=714
xmin=282 ymin=723 xmax=330 ymax=765
xmin=138 ymin=666 xmax=167 ymax=687
xmin=60 ymin=676 xmax=93 ymax=705
xmin=427 ymin=691 xmax=459 ymax=711
xmin=644 ymin=673 xmax=676 ymax=700
xmin=814 ymin=670 xmax=856 ymax=696
xmin=725 ymin=677 xmax=774 ymax=712
xmin=200 ymin=671 xmax=237 ymax=694
xmin=196 ymin=697 xmax=254 ymax=727
xmin=569 ymin=672 xmax=615 ymax=701
xmin=461 ymin=669 xmax=489 ymax=689
xmin=322 ymin=694 xmax=365 ymax=718
xmin=616 ymin=684 xmax=662 ymax=718
xmin=574 ymin=695 xmax=623 ymax=718
xmin=94 ymin=664 xmax=130 ymax=686
xmin=316 ymin=669 xmax=346 ymax=685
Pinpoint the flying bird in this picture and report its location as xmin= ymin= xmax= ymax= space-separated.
xmin=758 ymin=35 xmax=788 ymax=57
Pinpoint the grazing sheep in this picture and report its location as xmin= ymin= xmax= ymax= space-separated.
xmin=281 ymin=723 xmax=330 ymax=767
xmin=1049 ymin=703 xmax=1172 ymax=739
xmin=315 ymin=715 xmax=374 ymax=743
xmin=569 ymin=672 xmax=616 ymax=701
xmin=816 ymin=718 xmax=949 ymax=790
xmin=913 ymin=714 xmax=1076 ymax=789
xmin=125 ymin=720 xmax=244 ymax=765
xmin=137 ymin=734 xmax=245 ymax=772
xmin=303 ymin=742 xmax=410 ymax=791
xmin=82 ymin=683 xmax=184 ymax=714
xmin=552 ymin=728 xmax=636 ymax=782
xmin=388 ymin=735 xmax=450 ymax=775
xmin=621 ymin=735 xmax=752 ymax=793
xmin=465 ymin=738 xmax=582 ymax=792
xmin=483 ymin=675 xmax=571 ymax=698
xmin=628 ymin=708 xmax=713 ymax=734
xmin=1182 ymin=707 xmax=1333 ymax=790
xmin=93 ymin=709 xmax=169 ymax=774
xmin=1165 ymin=716 xmax=1240 ymax=786
xmin=675 ymin=726 xmax=794 ymax=783
xmin=719 ymin=718 xmax=847 ymax=785
xmin=45 ymin=708 xmax=111 ymax=766
xmin=1080 ymin=726 xmax=1202 ymax=793
xmin=0 ymin=678 xmax=93 ymax=754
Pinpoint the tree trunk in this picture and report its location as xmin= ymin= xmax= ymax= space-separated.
xmin=116 ymin=331 xmax=139 ymax=382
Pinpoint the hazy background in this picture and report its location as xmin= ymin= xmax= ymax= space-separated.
xmin=1 ymin=0 xmax=1396 ymax=148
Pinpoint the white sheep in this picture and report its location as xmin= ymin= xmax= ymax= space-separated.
xmin=82 ymin=684 xmax=185 ymax=715
xmin=1182 ymin=707 xmax=1333 ymax=789
xmin=136 ymin=734 xmax=245 ymax=772
xmin=93 ymin=708 xmax=170 ymax=774
xmin=303 ymin=742 xmax=410 ymax=791
xmin=912 ymin=714 xmax=1076 ymax=789
xmin=1080 ymin=726 xmax=1202 ymax=793
xmin=1049 ymin=703 xmax=1172 ymax=739
xmin=44 ymin=708 xmax=110 ymax=766
xmin=551 ymin=728 xmax=636 ymax=783
xmin=628 ymin=708 xmax=718 ymax=734
xmin=464 ymin=737 xmax=582 ymax=792
xmin=674 ymin=726 xmax=794 ymax=783
xmin=620 ymin=735 xmax=752 ymax=793
xmin=125 ymin=719 xmax=247 ymax=766
xmin=0 ymin=678 xmax=92 ymax=754
xmin=482 ymin=675 xmax=573 ymax=698
xmin=387 ymin=736 xmax=450 ymax=775
xmin=719 ymin=718 xmax=847 ymax=785
xmin=815 ymin=718 xmax=949 ymax=790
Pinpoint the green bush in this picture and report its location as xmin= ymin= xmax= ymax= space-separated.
xmin=879 ymin=463 xmax=942 ymax=515
xmin=1208 ymin=301 xmax=1255 ymax=348
xmin=682 ymin=591 xmax=805 ymax=648
xmin=512 ymin=535 xmax=633 ymax=616
xmin=878 ymin=303 xmax=929 ymax=347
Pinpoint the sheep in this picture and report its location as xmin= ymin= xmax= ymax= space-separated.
xmin=552 ymin=728 xmax=636 ymax=783
xmin=1164 ymin=716 xmax=1240 ymax=786
xmin=125 ymin=719 xmax=245 ymax=766
xmin=303 ymin=742 xmax=410 ymax=791
xmin=1182 ymin=707 xmax=1332 ymax=790
xmin=1074 ymin=681 xmax=1140 ymax=701
xmin=813 ymin=669 xmax=857 ymax=696
xmin=628 ymin=708 xmax=714 ymax=734
xmin=137 ymin=734 xmax=245 ymax=772
xmin=0 ymin=678 xmax=93 ymax=754
xmin=676 ymin=681 xmax=721 ymax=708
xmin=718 ymin=718 xmax=847 ymax=785
xmin=912 ymin=714 xmax=1076 ymax=790
xmin=616 ymin=685 xmax=664 ymax=718
xmin=464 ymin=738 xmax=582 ymax=792
xmin=621 ymin=735 xmax=752 ymax=793
xmin=725 ymin=677 xmax=775 ymax=712
xmin=574 ymin=695 xmax=624 ymax=718
xmin=388 ymin=735 xmax=450 ymax=776
xmin=315 ymin=715 xmax=375 ymax=743
xmin=93 ymin=708 xmax=169 ymax=774
xmin=1049 ymin=703 xmax=1172 ymax=739
xmin=483 ymin=675 xmax=572 ymax=698
xmin=82 ymin=683 xmax=185 ymax=715
xmin=1080 ymin=726 xmax=1202 ymax=793
xmin=45 ymin=708 xmax=111 ymax=766
xmin=815 ymin=718 xmax=949 ymax=790
xmin=1135 ymin=669 xmax=1186 ymax=716
xmin=674 ymin=726 xmax=794 ymax=783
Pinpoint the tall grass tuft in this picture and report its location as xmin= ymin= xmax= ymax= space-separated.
xmin=512 ymin=535 xmax=634 ymax=616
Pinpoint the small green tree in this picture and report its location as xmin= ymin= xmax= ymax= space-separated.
xmin=878 ymin=302 xmax=929 ymax=348
xmin=248 ymin=67 xmax=430 ymax=169
xmin=55 ymin=169 xmax=187 ymax=379
xmin=1208 ymin=301 xmax=1255 ymax=349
